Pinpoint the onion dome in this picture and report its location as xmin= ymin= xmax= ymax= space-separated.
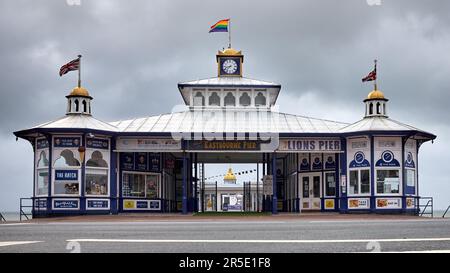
xmin=223 ymin=168 xmax=237 ymax=183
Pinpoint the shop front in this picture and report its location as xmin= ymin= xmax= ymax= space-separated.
xmin=14 ymin=46 xmax=435 ymax=216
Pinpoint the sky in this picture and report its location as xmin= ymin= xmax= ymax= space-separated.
xmin=0 ymin=0 xmax=449 ymax=211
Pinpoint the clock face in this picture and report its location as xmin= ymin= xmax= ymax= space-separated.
xmin=222 ymin=59 xmax=238 ymax=74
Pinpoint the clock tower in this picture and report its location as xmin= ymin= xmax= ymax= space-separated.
xmin=216 ymin=48 xmax=243 ymax=77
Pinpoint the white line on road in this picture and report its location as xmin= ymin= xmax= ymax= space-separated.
xmin=67 ymin=237 xmax=450 ymax=244
xmin=0 ymin=241 xmax=42 ymax=247
xmin=0 ymin=223 xmax=32 ymax=226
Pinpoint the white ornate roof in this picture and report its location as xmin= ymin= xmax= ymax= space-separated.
xmin=178 ymin=77 xmax=280 ymax=87
xmin=339 ymin=116 xmax=435 ymax=138
xmin=31 ymin=114 xmax=118 ymax=132
xmin=109 ymin=110 xmax=348 ymax=134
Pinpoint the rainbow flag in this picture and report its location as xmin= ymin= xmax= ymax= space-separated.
xmin=209 ymin=19 xmax=229 ymax=33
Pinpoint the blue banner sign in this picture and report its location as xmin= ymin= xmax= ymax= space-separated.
xmin=324 ymin=155 xmax=336 ymax=169
xmin=86 ymin=138 xmax=109 ymax=149
xmin=149 ymin=200 xmax=160 ymax=209
xmin=36 ymin=139 xmax=49 ymax=149
xmin=136 ymin=153 xmax=148 ymax=171
xmin=376 ymin=150 xmax=400 ymax=167
xmin=149 ymin=153 xmax=160 ymax=172
xmin=54 ymin=137 xmax=80 ymax=148
xmin=87 ymin=200 xmax=109 ymax=209
xmin=54 ymin=200 xmax=79 ymax=209
xmin=349 ymin=151 xmax=370 ymax=168
xmin=136 ymin=201 xmax=149 ymax=209
xmin=55 ymin=170 xmax=78 ymax=181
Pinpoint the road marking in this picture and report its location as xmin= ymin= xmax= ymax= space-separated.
xmin=47 ymin=221 xmax=286 ymax=225
xmin=0 ymin=241 xmax=42 ymax=247
xmin=0 ymin=223 xmax=31 ymax=226
xmin=67 ymin=237 xmax=450 ymax=244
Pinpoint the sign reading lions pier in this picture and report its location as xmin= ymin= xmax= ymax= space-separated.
xmin=279 ymin=138 xmax=341 ymax=152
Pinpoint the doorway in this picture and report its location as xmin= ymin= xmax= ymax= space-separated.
xmin=299 ymin=173 xmax=322 ymax=210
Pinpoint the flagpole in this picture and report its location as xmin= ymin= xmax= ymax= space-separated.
xmin=78 ymin=55 xmax=82 ymax=88
xmin=228 ymin=19 xmax=231 ymax=48
xmin=374 ymin=59 xmax=377 ymax=90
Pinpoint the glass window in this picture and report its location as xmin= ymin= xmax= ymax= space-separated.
xmin=86 ymin=151 xmax=108 ymax=168
xmin=36 ymin=170 xmax=49 ymax=196
xmin=255 ymin=92 xmax=266 ymax=106
xmin=224 ymin=92 xmax=235 ymax=106
xmin=54 ymin=149 xmax=80 ymax=167
xmin=86 ymin=169 xmax=108 ymax=195
xmin=122 ymin=172 xmax=159 ymax=198
xmin=377 ymin=169 xmax=400 ymax=194
xmin=146 ymin=174 xmax=159 ymax=198
xmin=349 ymin=169 xmax=370 ymax=195
xmin=37 ymin=151 xmax=49 ymax=168
xmin=406 ymin=169 xmax=415 ymax=187
xmin=239 ymin=92 xmax=251 ymax=106
xmin=193 ymin=92 xmax=205 ymax=106
xmin=349 ymin=170 xmax=358 ymax=195
xmin=54 ymin=180 xmax=79 ymax=195
xmin=209 ymin=92 xmax=220 ymax=106
xmin=361 ymin=169 xmax=370 ymax=194
xmin=313 ymin=176 xmax=320 ymax=198
xmin=325 ymin=173 xmax=336 ymax=196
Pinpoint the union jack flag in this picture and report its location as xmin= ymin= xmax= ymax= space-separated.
xmin=362 ymin=60 xmax=377 ymax=82
xmin=59 ymin=57 xmax=80 ymax=76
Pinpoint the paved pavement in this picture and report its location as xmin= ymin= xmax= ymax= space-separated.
xmin=1 ymin=214 xmax=450 ymax=253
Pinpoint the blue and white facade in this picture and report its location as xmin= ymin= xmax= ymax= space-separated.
xmin=14 ymin=47 xmax=436 ymax=216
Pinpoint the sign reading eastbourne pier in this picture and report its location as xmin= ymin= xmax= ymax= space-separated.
xmin=187 ymin=140 xmax=269 ymax=151
xmin=279 ymin=138 xmax=341 ymax=152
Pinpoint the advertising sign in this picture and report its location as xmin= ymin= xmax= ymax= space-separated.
xmin=53 ymin=199 xmax=79 ymax=210
xmin=263 ymin=175 xmax=273 ymax=195
xmin=117 ymin=138 xmax=181 ymax=151
xmin=86 ymin=138 xmax=109 ymax=150
xmin=348 ymin=198 xmax=370 ymax=209
xmin=54 ymin=137 xmax=80 ymax=148
xmin=55 ymin=170 xmax=78 ymax=181
xmin=325 ymin=199 xmax=335 ymax=209
xmin=406 ymin=197 xmax=415 ymax=209
xmin=135 ymin=153 xmax=148 ymax=171
xmin=36 ymin=138 xmax=49 ymax=149
xmin=86 ymin=199 xmax=109 ymax=210
xmin=376 ymin=198 xmax=402 ymax=209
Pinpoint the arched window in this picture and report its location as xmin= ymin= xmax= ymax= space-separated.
xmin=383 ymin=103 xmax=386 ymax=115
xmin=369 ymin=103 xmax=373 ymax=115
xmin=376 ymin=102 xmax=381 ymax=114
xmin=239 ymin=92 xmax=251 ymax=106
xmin=255 ymin=92 xmax=266 ymax=106
xmin=68 ymin=100 xmax=72 ymax=112
xmin=82 ymin=100 xmax=87 ymax=113
xmin=86 ymin=151 xmax=108 ymax=168
xmin=193 ymin=92 xmax=205 ymax=106
xmin=54 ymin=149 xmax=80 ymax=167
xmin=74 ymin=99 xmax=79 ymax=112
xmin=224 ymin=92 xmax=235 ymax=106
xmin=37 ymin=151 xmax=49 ymax=168
xmin=209 ymin=92 xmax=220 ymax=106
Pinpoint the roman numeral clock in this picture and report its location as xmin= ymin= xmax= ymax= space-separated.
xmin=216 ymin=48 xmax=244 ymax=77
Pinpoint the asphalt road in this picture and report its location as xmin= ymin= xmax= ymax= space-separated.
xmin=1 ymin=218 xmax=450 ymax=253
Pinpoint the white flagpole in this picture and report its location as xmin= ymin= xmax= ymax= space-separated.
xmin=228 ymin=19 xmax=231 ymax=48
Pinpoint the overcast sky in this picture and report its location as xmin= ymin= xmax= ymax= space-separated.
xmin=1 ymin=0 xmax=449 ymax=212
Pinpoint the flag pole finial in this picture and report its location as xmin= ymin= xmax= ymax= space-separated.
xmin=77 ymin=55 xmax=82 ymax=88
